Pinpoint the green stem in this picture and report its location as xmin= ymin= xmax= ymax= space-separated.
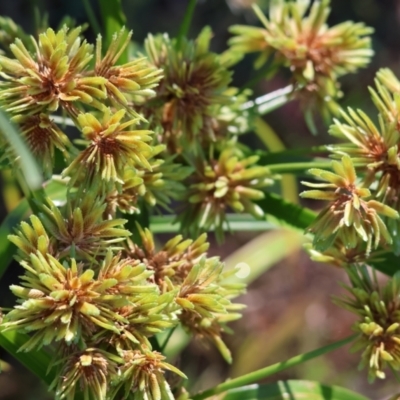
xmin=258 ymin=145 xmax=329 ymax=165
xmin=191 ymin=335 xmax=356 ymax=400
xmin=83 ymin=0 xmax=102 ymax=36
xmin=160 ymin=327 xmax=176 ymax=352
xmin=266 ymin=161 xmax=331 ymax=174
xmin=239 ymin=60 xmax=274 ymax=92
xmin=241 ymin=85 xmax=294 ymax=115
xmin=149 ymin=215 xmax=275 ymax=234
xmin=176 ymin=0 xmax=197 ymax=49
xmin=266 ymin=160 xmax=366 ymax=174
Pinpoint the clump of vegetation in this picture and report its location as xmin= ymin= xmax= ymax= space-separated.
xmin=0 ymin=0 xmax=399 ymax=399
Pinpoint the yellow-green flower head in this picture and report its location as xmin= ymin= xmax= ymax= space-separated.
xmin=143 ymin=27 xmax=237 ymax=150
xmin=105 ymin=145 xmax=192 ymax=216
xmin=177 ymin=257 xmax=245 ymax=363
xmin=229 ymin=0 xmax=373 ymax=120
xmin=327 ymin=74 xmax=400 ymax=252
xmin=0 ymin=26 xmax=107 ymax=116
xmin=38 ymin=194 xmax=130 ymax=262
xmin=334 ymin=266 xmax=400 ymax=382
xmin=95 ymin=28 xmax=163 ymax=114
xmin=301 ymin=155 xmax=399 ymax=254
xmin=0 ymin=16 xmax=32 ymax=56
xmin=2 ymin=253 xmax=128 ymax=350
xmin=51 ymin=348 xmax=121 ymax=400
xmin=181 ymin=147 xmax=272 ymax=241
xmin=88 ymin=250 xmax=175 ymax=351
xmin=8 ymin=214 xmax=52 ymax=262
xmin=11 ymin=113 xmax=71 ymax=176
xmin=109 ymin=349 xmax=186 ymax=400
xmin=303 ymin=239 xmax=381 ymax=268
xmin=126 ymin=225 xmax=209 ymax=292
xmin=64 ymin=108 xmax=154 ymax=185
xmin=102 ymin=291 xmax=177 ymax=352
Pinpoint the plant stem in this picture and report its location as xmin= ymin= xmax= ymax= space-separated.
xmin=82 ymin=0 xmax=102 ymax=36
xmin=160 ymin=327 xmax=176 ymax=352
xmin=191 ymin=335 xmax=356 ymax=400
xmin=176 ymin=0 xmax=197 ymax=49
xmin=266 ymin=161 xmax=332 ymax=173
xmin=241 ymin=85 xmax=294 ymax=115
xmin=149 ymin=215 xmax=275 ymax=234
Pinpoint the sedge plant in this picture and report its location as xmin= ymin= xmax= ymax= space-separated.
xmin=0 ymin=0 xmax=399 ymax=399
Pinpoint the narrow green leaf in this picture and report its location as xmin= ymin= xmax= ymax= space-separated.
xmin=176 ymin=0 xmax=197 ymax=49
xmin=0 ymin=109 xmax=42 ymax=190
xmin=0 ymin=330 xmax=54 ymax=386
xmin=149 ymin=214 xmax=275 ymax=234
xmin=0 ymin=199 xmax=29 ymax=279
xmin=267 ymin=161 xmax=334 ymax=174
xmin=222 ymin=380 xmax=369 ymax=400
xmin=257 ymin=192 xmax=316 ymax=231
xmin=83 ymin=0 xmax=102 ymax=35
xmin=254 ymin=117 xmax=299 ymax=204
xmin=370 ymin=252 xmax=400 ymax=277
xmin=257 ymin=146 xmax=329 ymax=165
xmin=97 ymin=0 xmax=128 ymax=62
xmin=0 ymin=179 xmax=69 ymax=279
xmin=191 ymin=335 xmax=356 ymax=400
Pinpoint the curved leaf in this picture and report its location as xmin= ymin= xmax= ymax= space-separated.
xmin=0 ymin=330 xmax=54 ymax=386
xmin=0 ymin=199 xmax=29 ymax=279
xmin=257 ymin=192 xmax=316 ymax=231
xmin=0 ymin=109 xmax=42 ymax=190
xmin=222 ymin=380 xmax=368 ymax=400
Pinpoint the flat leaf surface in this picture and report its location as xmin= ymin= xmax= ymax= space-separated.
xmin=0 ymin=330 xmax=54 ymax=386
xmin=257 ymin=192 xmax=316 ymax=231
xmin=0 ymin=199 xmax=29 ymax=278
xmin=222 ymin=381 xmax=368 ymax=400
xmin=0 ymin=109 xmax=42 ymax=190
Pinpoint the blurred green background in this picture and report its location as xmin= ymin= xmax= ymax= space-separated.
xmin=0 ymin=0 xmax=399 ymax=399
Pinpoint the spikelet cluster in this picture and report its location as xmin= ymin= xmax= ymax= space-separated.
xmin=0 ymin=21 xmax=249 ymax=400
xmin=229 ymin=0 xmax=373 ymax=122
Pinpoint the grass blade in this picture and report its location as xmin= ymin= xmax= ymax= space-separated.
xmin=97 ymin=0 xmax=128 ymax=63
xmin=191 ymin=335 xmax=356 ymax=400
xmin=0 ymin=330 xmax=54 ymax=386
xmin=0 ymin=199 xmax=29 ymax=279
xmin=221 ymin=380 xmax=369 ymax=400
xmin=0 ymin=109 xmax=42 ymax=191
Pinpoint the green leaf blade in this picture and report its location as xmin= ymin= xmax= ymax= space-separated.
xmin=222 ymin=380 xmax=369 ymax=400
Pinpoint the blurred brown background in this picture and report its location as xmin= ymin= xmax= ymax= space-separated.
xmin=0 ymin=0 xmax=399 ymax=399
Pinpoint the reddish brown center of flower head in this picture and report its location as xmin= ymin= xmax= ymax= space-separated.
xmin=22 ymin=116 xmax=51 ymax=153
xmin=36 ymin=63 xmax=70 ymax=101
xmin=330 ymin=185 xmax=357 ymax=212
xmin=95 ymin=136 xmax=120 ymax=155
xmin=284 ymin=33 xmax=338 ymax=77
